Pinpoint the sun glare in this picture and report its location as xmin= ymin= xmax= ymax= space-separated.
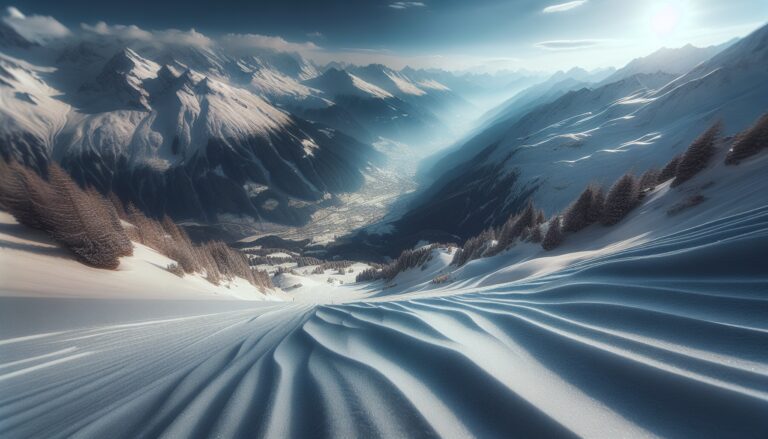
xmin=649 ymin=1 xmax=685 ymax=37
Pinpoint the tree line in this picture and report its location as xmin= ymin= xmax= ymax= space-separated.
xmin=467 ymin=113 xmax=767 ymax=260
xmin=358 ymin=111 xmax=768 ymax=281
xmin=356 ymin=244 xmax=444 ymax=282
xmin=0 ymin=160 xmax=272 ymax=291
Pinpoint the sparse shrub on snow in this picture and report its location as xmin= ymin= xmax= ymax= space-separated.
xmin=672 ymin=122 xmax=721 ymax=187
xmin=667 ymin=195 xmax=707 ymax=216
xmin=166 ymin=263 xmax=184 ymax=277
xmin=432 ymin=273 xmax=451 ymax=284
xmin=725 ymin=113 xmax=768 ymax=165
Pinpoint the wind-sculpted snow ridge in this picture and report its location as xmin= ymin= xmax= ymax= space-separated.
xmin=2 ymin=205 xmax=767 ymax=438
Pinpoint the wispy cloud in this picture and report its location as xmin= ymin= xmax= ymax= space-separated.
xmin=306 ymin=31 xmax=324 ymax=39
xmin=2 ymin=6 xmax=70 ymax=43
xmin=542 ymin=1 xmax=588 ymax=14
xmin=221 ymin=33 xmax=320 ymax=55
xmin=389 ymin=2 xmax=426 ymax=10
xmin=534 ymin=39 xmax=605 ymax=50
xmin=81 ymin=21 xmax=213 ymax=48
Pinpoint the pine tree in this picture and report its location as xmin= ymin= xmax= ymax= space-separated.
xmin=530 ymin=224 xmax=543 ymax=243
xmin=83 ymin=187 xmax=133 ymax=257
xmin=725 ymin=113 xmax=768 ymax=165
xmin=0 ymin=160 xmax=55 ymax=232
xmin=107 ymin=191 xmax=129 ymax=220
xmin=161 ymin=216 xmax=199 ymax=273
xmin=126 ymin=203 xmax=164 ymax=248
xmin=563 ymin=185 xmax=601 ymax=233
xmin=657 ymin=155 xmax=681 ymax=183
xmin=672 ymin=122 xmax=721 ymax=187
xmin=601 ymin=173 xmax=640 ymax=226
xmin=47 ymin=164 xmax=126 ymax=268
xmin=587 ymin=186 xmax=605 ymax=224
xmin=542 ymin=216 xmax=563 ymax=251
xmin=494 ymin=201 xmax=537 ymax=252
xmin=639 ymin=168 xmax=660 ymax=191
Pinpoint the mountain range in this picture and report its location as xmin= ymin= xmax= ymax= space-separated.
xmin=0 ymin=21 xmax=493 ymax=226
xmin=384 ymin=24 xmax=768 ymax=249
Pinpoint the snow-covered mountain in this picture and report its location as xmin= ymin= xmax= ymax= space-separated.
xmin=598 ymin=42 xmax=729 ymax=86
xmin=301 ymin=67 xmax=448 ymax=147
xmin=0 ymin=38 xmax=380 ymax=226
xmin=392 ymin=24 xmax=768 ymax=244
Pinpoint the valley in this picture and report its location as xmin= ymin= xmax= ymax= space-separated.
xmin=1 ymin=4 xmax=767 ymax=438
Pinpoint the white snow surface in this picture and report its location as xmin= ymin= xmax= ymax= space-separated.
xmin=0 ymin=212 xmax=281 ymax=301
xmin=445 ymin=24 xmax=768 ymax=216
xmin=349 ymin=73 xmax=394 ymax=99
xmin=1 ymin=149 xmax=767 ymax=438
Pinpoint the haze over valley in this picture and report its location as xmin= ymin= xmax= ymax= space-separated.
xmin=1 ymin=1 xmax=768 ymax=437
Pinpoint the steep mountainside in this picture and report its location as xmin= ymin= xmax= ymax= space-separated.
xmin=392 ymin=24 xmax=768 ymax=245
xmin=302 ymin=68 xmax=448 ymax=149
xmin=0 ymin=43 xmax=380 ymax=226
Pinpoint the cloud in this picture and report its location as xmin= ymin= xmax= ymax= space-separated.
xmin=2 ymin=6 xmax=70 ymax=43
xmin=221 ymin=33 xmax=320 ymax=55
xmin=542 ymin=1 xmax=588 ymax=14
xmin=5 ymin=6 xmax=24 ymax=19
xmin=81 ymin=21 xmax=318 ymax=56
xmin=389 ymin=2 xmax=426 ymax=10
xmin=81 ymin=21 xmax=212 ymax=48
xmin=306 ymin=31 xmax=324 ymax=39
xmin=534 ymin=39 xmax=605 ymax=50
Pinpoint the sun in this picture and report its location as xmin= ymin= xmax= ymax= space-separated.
xmin=649 ymin=1 xmax=686 ymax=38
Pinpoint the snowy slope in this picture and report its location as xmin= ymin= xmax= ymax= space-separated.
xmin=598 ymin=43 xmax=727 ymax=86
xmin=302 ymin=67 xmax=449 ymax=150
xmin=397 ymin=23 xmax=768 ymax=241
xmin=0 ymin=212 xmax=282 ymax=301
xmin=3 ymin=152 xmax=767 ymax=438
xmin=0 ymin=45 xmax=379 ymax=226
xmin=0 ymin=54 xmax=69 ymax=169
xmin=304 ymin=68 xmax=393 ymax=99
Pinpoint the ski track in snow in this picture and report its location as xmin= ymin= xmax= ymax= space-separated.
xmin=2 ymin=207 xmax=768 ymax=438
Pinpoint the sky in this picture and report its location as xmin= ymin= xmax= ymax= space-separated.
xmin=3 ymin=0 xmax=767 ymax=72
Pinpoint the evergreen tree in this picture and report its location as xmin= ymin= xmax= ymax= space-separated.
xmin=639 ymin=168 xmax=660 ymax=191
xmin=563 ymin=185 xmax=601 ymax=233
xmin=601 ymin=173 xmax=640 ymax=226
xmin=494 ymin=201 xmax=537 ymax=253
xmin=530 ymin=224 xmax=543 ymax=243
xmin=672 ymin=122 xmax=721 ymax=187
xmin=542 ymin=216 xmax=563 ymax=251
xmin=657 ymin=155 xmax=681 ymax=183
xmin=587 ymin=186 xmax=605 ymax=224
xmin=0 ymin=160 xmax=54 ymax=232
xmin=725 ymin=113 xmax=768 ymax=165
xmin=47 ymin=164 xmax=128 ymax=268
